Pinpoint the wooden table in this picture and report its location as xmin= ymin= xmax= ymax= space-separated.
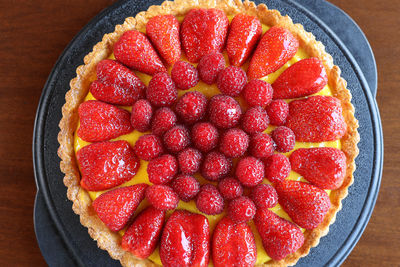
xmin=0 ymin=0 xmax=397 ymax=266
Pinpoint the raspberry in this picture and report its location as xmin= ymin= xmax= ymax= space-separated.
xmin=177 ymin=147 xmax=202 ymax=175
xmin=163 ymin=125 xmax=190 ymax=153
xmin=219 ymin=128 xmax=249 ymax=158
xmin=196 ymin=184 xmax=224 ymax=215
xmin=134 ymin=134 xmax=164 ymax=161
xmin=271 ymin=126 xmax=295 ymax=153
xmin=197 ymin=52 xmax=225 ymax=84
xmin=266 ymin=99 xmax=289 ymax=126
xmin=228 ymin=196 xmax=256 ymax=223
xmin=250 ymin=133 xmax=275 ymax=159
xmin=147 ymin=154 xmax=178 ymax=184
xmin=171 ymin=174 xmax=200 ymax=202
xmin=146 ymin=185 xmax=179 ymax=210
xmin=151 ymin=107 xmax=177 ymax=136
xmin=242 ymin=79 xmax=273 ymax=107
xmin=217 ymin=66 xmax=247 ymax=96
xmin=236 ymin=157 xmax=264 ymax=187
xmin=250 ymin=184 xmax=278 ymax=209
xmin=131 ymin=99 xmax=153 ymax=132
xmin=201 ymin=151 xmax=232 ymax=181
xmin=241 ymin=106 xmax=269 ymax=134
xmin=264 ymin=154 xmax=291 ymax=183
xmin=146 ymin=72 xmax=177 ymax=107
xmin=191 ymin=122 xmax=219 ymax=152
xmin=218 ymin=177 xmax=243 ymax=200
xmin=171 ymin=61 xmax=199 ymax=90
xmin=209 ymin=95 xmax=242 ymax=129
xmin=175 ymin=91 xmax=207 ymax=124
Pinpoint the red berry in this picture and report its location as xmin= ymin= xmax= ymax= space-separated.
xmin=175 ymin=91 xmax=207 ymax=124
xmin=146 ymin=185 xmax=179 ymax=210
xmin=201 ymin=151 xmax=232 ymax=181
xmin=241 ymin=106 xmax=269 ymax=134
xmin=131 ymin=99 xmax=153 ymax=132
xmin=218 ymin=177 xmax=243 ymax=200
xmin=133 ymin=134 xmax=164 ymax=161
xmin=147 ymin=154 xmax=178 ymax=184
xmin=171 ymin=174 xmax=200 ymax=202
xmin=236 ymin=157 xmax=264 ymax=187
xmin=217 ymin=66 xmax=247 ymax=96
xmin=251 ymin=184 xmax=278 ymax=209
xmin=171 ymin=61 xmax=199 ymax=90
xmin=146 ymin=72 xmax=177 ymax=107
xmin=151 ymin=107 xmax=177 ymax=136
xmin=242 ymin=79 xmax=273 ymax=107
xmin=177 ymin=148 xmax=202 ymax=175
xmin=191 ymin=122 xmax=219 ymax=152
xmin=271 ymin=126 xmax=295 ymax=153
xmin=209 ymin=95 xmax=242 ymax=129
xmin=196 ymin=184 xmax=224 ymax=215
xmin=266 ymin=99 xmax=289 ymax=126
xmin=264 ymin=154 xmax=291 ymax=183
xmin=163 ymin=125 xmax=190 ymax=153
xmin=250 ymin=133 xmax=275 ymax=159
xmin=228 ymin=196 xmax=256 ymax=223
xmin=219 ymin=128 xmax=249 ymax=158
xmin=197 ymin=52 xmax=225 ymax=84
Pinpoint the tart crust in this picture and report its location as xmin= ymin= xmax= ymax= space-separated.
xmin=57 ymin=0 xmax=360 ymax=266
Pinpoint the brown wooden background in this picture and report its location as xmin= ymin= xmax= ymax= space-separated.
xmin=0 ymin=0 xmax=398 ymax=266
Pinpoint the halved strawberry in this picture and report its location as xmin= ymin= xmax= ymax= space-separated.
xmin=77 ymin=100 xmax=133 ymax=142
xmin=77 ymin=140 xmax=140 ymax=191
xmin=92 ymin=184 xmax=148 ymax=231
xmin=160 ymin=210 xmax=210 ymax=267
xmin=275 ymin=180 xmax=331 ymax=229
xmin=212 ymin=217 xmax=256 ymax=267
xmin=226 ymin=13 xmax=262 ymax=67
xmin=114 ymin=30 xmax=166 ymax=75
xmin=290 ymin=147 xmax=347 ymax=189
xmin=254 ymin=208 xmax=304 ymax=261
xmin=121 ymin=206 xmax=165 ymax=259
xmin=146 ymin=15 xmax=181 ymax=66
xmin=247 ymin=26 xmax=299 ymax=79
xmin=272 ymin=57 xmax=328 ymax=99
xmin=181 ymin=8 xmax=229 ymax=63
xmin=285 ymin=95 xmax=347 ymax=142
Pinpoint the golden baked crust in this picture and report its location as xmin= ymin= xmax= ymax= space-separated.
xmin=57 ymin=0 xmax=360 ymax=266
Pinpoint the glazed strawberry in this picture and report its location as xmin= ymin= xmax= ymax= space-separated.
xmin=114 ymin=30 xmax=166 ymax=75
xmin=241 ymin=106 xmax=269 ymax=134
xmin=181 ymin=8 xmax=229 ymax=63
xmin=130 ymin=99 xmax=152 ymax=132
xmin=266 ymin=99 xmax=289 ymax=126
xmin=212 ymin=217 xmax=257 ymax=267
xmin=290 ymin=147 xmax=347 ymax=189
xmin=196 ymin=184 xmax=224 ymax=215
xmin=147 ymin=154 xmax=178 ymax=184
xmin=236 ymin=157 xmax=264 ymax=187
xmin=285 ymin=95 xmax=347 ymax=142
xmin=217 ymin=66 xmax=247 ymax=97
xmin=275 ymin=180 xmax=331 ymax=229
xmin=226 ymin=13 xmax=262 ymax=67
xmin=160 ymin=210 xmax=210 ymax=267
xmin=191 ymin=122 xmax=219 ymax=152
xmin=219 ymin=128 xmax=249 ymax=158
xmin=228 ymin=196 xmax=256 ymax=223
xmin=92 ymin=184 xmax=147 ymax=231
xmin=151 ymin=107 xmax=177 ymax=136
xmin=197 ymin=52 xmax=225 ymax=84
xmin=77 ymin=100 xmax=133 ymax=142
xmin=133 ymin=134 xmax=163 ymax=161
xmin=201 ymin=151 xmax=232 ymax=181
xmin=146 ymin=184 xmax=179 ymax=211
xmin=209 ymin=95 xmax=242 ymax=129
xmin=177 ymin=147 xmax=202 ymax=175
xmin=271 ymin=126 xmax=295 ymax=153
xmin=264 ymin=154 xmax=291 ymax=183
xmin=272 ymin=57 xmax=328 ymax=99
xmin=171 ymin=174 xmax=200 ymax=202
xmin=218 ymin=177 xmax=243 ymax=200
xmin=242 ymin=79 xmax=273 ymax=107
xmin=121 ymin=206 xmax=165 ymax=259
xmin=171 ymin=61 xmax=199 ymax=90
xmin=248 ymin=27 xmax=299 ymax=79
xmin=254 ymin=209 xmax=304 ymax=261
xmin=250 ymin=184 xmax=278 ymax=209
xmin=146 ymin=15 xmax=181 ymax=66
xmin=250 ymin=133 xmax=275 ymax=159
xmin=77 ymin=141 xmax=140 ymax=191
xmin=163 ymin=125 xmax=190 ymax=153
xmin=146 ymin=72 xmax=177 ymax=107
xmin=175 ymin=91 xmax=207 ymax=124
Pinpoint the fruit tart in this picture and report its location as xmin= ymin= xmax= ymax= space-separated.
xmin=58 ymin=0 xmax=359 ymax=266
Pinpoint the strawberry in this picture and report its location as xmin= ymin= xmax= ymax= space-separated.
xmin=254 ymin=208 xmax=304 ymax=261
xmin=275 ymin=180 xmax=331 ymax=229
xmin=114 ymin=30 xmax=166 ymax=75
xmin=181 ymin=8 xmax=229 ymax=63
xmin=285 ymin=95 xmax=347 ymax=142
xmin=77 ymin=140 xmax=140 ymax=191
xmin=77 ymin=100 xmax=133 ymax=142
xmin=92 ymin=184 xmax=148 ymax=231
xmin=121 ymin=206 xmax=165 ymax=259
xmin=226 ymin=13 xmax=262 ymax=67
xmin=248 ymin=27 xmax=299 ymax=80
xmin=160 ymin=210 xmax=210 ymax=267
xmin=146 ymin=15 xmax=181 ymax=66
xmin=290 ymin=147 xmax=347 ymax=189
xmin=212 ymin=217 xmax=257 ymax=267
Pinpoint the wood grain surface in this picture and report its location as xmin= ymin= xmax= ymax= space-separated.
xmin=0 ymin=0 xmax=398 ymax=266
